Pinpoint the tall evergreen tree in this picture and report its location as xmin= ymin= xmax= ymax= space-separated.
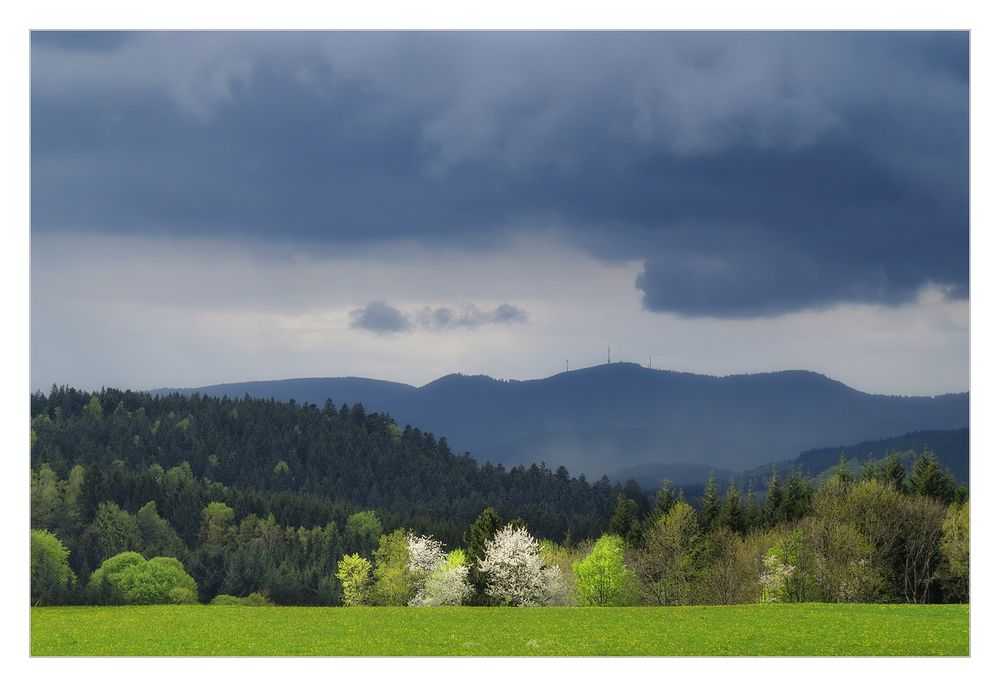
xmin=880 ymin=452 xmax=907 ymax=492
xmin=609 ymin=494 xmax=642 ymax=546
xmin=908 ymin=450 xmax=957 ymax=503
xmin=698 ymin=473 xmax=721 ymax=532
xmin=463 ymin=508 xmax=502 ymax=605
xmin=782 ymin=470 xmax=814 ymax=522
xmin=717 ymin=480 xmax=749 ymax=535
xmin=763 ymin=470 xmax=784 ymax=527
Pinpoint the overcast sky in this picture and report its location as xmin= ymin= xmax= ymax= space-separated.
xmin=30 ymin=31 xmax=969 ymax=396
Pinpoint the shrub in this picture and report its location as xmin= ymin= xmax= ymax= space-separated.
xmin=88 ymin=552 xmax=198 ymax=605
xmin=31 ymin=530 xmax=77 ymax=605
xmin=211 ymin=594 xmax=242 ymax=605
xmin=168 ymin=587 xmax=199 ymax=604
xmin=243 ymin=592 xmax=271 ymax=606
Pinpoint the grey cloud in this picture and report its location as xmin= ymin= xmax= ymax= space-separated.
xmin=415 ymin=303 xmax=529 ymax=329
xmin=351 ymin=301 xmax=530 ymax=334
xmin=31 ymin=31 xmax=968 ymax=317
xmin=349 ymin=301 xmax=412 ymax=334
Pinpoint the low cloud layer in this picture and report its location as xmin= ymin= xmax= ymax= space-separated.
xmin=31 ymin=32 xmax=968 ymax=318
xmin=350 ymin=300 xmax=529 ymax=334
xmin=30 ymin=232 xmax=968 ymax=396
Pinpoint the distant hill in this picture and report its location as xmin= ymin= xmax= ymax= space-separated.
xmin=156 ymin=363 xmax=968 ymax=480
xmin=737 ymin=427 xmax=970 ymax=486
xmin=617 ymin=428 xmax=969 ymax=493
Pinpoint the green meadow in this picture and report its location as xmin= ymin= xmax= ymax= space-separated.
xmin=31 ymin=603 xmax=969 ymax=656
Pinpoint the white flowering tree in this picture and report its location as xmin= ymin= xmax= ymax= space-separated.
xmin=537 ymin=563 xmax=572 ymax=606
xmin=407 ymin=534 xmax=446 ymax=579
xmin=409 ymin=549 xmax=472 ymax=606
xmin=759 ymin=552 xmax=795 ymax=603
xmin=478 ymin=524 xmax=552 ymax=606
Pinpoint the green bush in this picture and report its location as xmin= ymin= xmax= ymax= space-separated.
xmin=211 ymin=592 xmax=271 ymax=606
xmin=168 ymin=587 xmax=199 ymax=604
xmin=243 ymin=592 xmax=271 ymax=606
xmin=31 ymin=530 xmax=77 ymax=605
xmin=211 ymin=594 xmax=242 ymax=605
xmin=88 ymin=552 xmax=198 ymax=605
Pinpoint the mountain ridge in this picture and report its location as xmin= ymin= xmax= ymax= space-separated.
xmin=153 ymin=363 xmax=969 ymax=478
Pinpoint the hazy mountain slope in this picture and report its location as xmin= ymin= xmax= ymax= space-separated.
xmin=613 ymin=428 xmax=969 ymax=492
xmin=157 ymin=363 xmax=968 ymax=478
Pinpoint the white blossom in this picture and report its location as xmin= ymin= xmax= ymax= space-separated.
xmin=409 ymin=558 xmax=472 ymax=606
xmin=759 ymin=553 xmax=795 ymax=603
xmin=407 ymin=534 xmax=446 ymax=577
xmin=537 ymin=563 xmax=572 ymax=606
xmin=478 ymin=524 xmax=550 ymax=606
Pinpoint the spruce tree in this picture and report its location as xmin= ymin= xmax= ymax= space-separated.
xmin=763 ymin=470 xmax=784 ymax=527
xmin=880 ymin=452 xmax=907 ymax=492
xmin=699 ymin=473 xmax=721 ymax=532
xmin=717 ymin=480 xmax=748 ymax=535
xmin=463 ymin=507 xmax=502 ymax=604
xmin=908 ymin=450 xmax=957 ymax=502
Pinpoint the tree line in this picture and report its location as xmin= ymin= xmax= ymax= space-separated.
xmin=30 ymin=388 xmax=968 ymax=607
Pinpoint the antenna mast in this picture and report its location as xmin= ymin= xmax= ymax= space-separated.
xmin=607 ymin=345 xmax=611 ymax=364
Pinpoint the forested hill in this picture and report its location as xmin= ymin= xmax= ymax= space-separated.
xmin=157 ymin=364 xmax=969 ymax=478
xmin=614 ymin=428 xmax=969 ymax=493
xmin=30 ymin=387 xmax=622 ymax=545
xmin=737 ymin=428 xmax=970 ymax=486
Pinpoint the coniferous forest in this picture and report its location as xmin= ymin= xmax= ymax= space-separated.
xmin=30 ymin=387 xmax=968 ymax=608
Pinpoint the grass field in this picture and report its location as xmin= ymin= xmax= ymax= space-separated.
xmin=31 ymin=603 xmax=969 ymax=656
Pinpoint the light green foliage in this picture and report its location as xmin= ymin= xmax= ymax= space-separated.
xmin=168 ymin=587 xmax=199 ymax=604
xmin=372 ymin=529 xmax=415 ymax=605
xmin=695 ymin=528 xmax=761 ymax=605
xmin=273 ymin=460 xmax=290 ymax=477
xmin=86 ymin=394 xmax=103 ymax=420
xmin=211 ymin=594 xmax=242 ymax=605
xmin=800 ymin=516 xmax=878 ymax=603
xmin=539 ymin=540 xmax=583 ymax=603
xmin=635 ymin=502 xmax=702 ymax=605
xmin=938 ymin=500 xmax=970 ymax=602
xmin=898 ymin=495 xmax=948 ymax=603
xmin=335 ymin=553 xmax=373 ymax=607
xmin=31 ymin=530 xmax=77 ymax=605
xmin=761 ymin=530 xmax=812 ymax=602
xmin=30 ymin=465 xmax=66 ymax=534
xmin=211 ymin=592 xmax=272 ymax=606
xmin=243 ymin=592 xmax=272 ymax=606
xmin=573 ymin=534 xmax=636 ymax=606
xmin=136 ymin=501 xmax=187 ymax=559
xmin=88 ymin=552 xmax=198 ymax=605
xmin=65 ymin=464 xmax=85 ymax=532
xmin=199 ymin=502 xmax=235 ymax=550
xmin=346 ymin=510 xmax=383 ymax=551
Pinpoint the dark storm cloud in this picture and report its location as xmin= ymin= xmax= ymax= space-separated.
xmin=30 ymin=31 xmax=969 ymax=317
